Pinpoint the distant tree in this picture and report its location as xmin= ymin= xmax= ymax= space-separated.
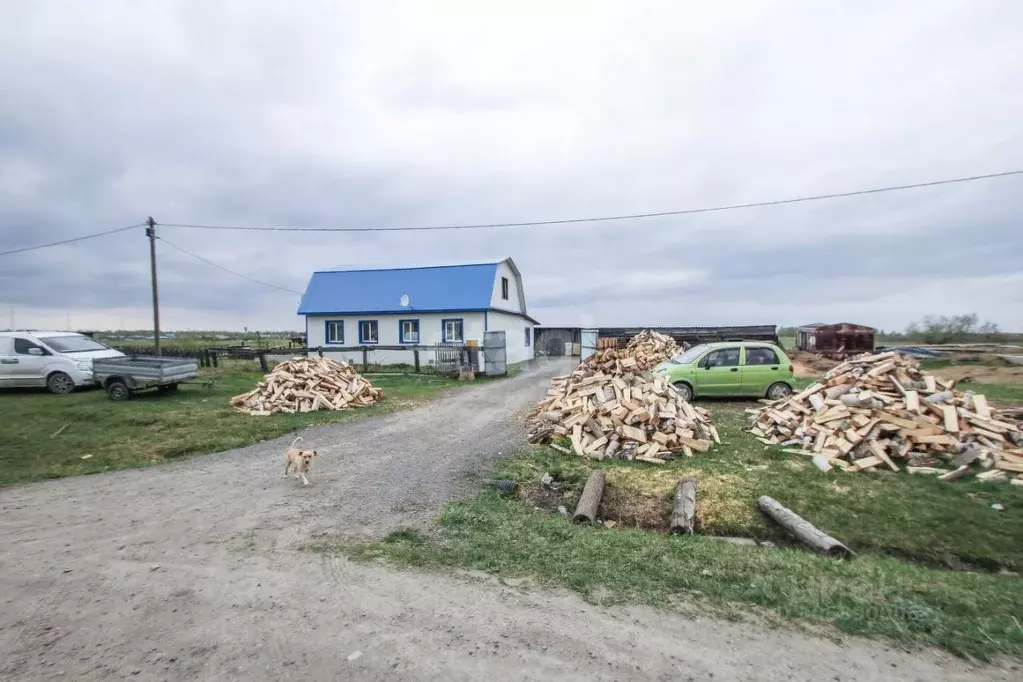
xmin=904 ymin=313 xmax=1003 ymax=344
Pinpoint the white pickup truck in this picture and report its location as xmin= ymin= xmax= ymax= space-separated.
xmin=0 ymin=331 xmax=124 ymax=394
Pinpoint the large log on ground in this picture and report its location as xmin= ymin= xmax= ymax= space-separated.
xmin=572 ymin=470 xmax=606 ymax=524
xmin=757 ymin=496 xmax=853 ymax=558
xmin=669 ymin=478 xmax=697 ymax=534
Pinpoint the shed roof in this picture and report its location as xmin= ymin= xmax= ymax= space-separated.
xmin=297 ymin=260 xmax=505 ymax=316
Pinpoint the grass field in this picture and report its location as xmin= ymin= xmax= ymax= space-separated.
xmin=0 ymin=361 xmax=477 ymax=486
xmin=325 ymin=380 xmax=1023 ymax=660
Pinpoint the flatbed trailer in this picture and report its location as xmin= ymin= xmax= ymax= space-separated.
xmin=92 ymin=356 xmax=199 ymax=400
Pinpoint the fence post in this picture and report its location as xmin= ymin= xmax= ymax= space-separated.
xmin=212 ymin=352 xmax=219 ymax=368
xmin=362 ymin=347 xmax=369 ymax=374
xmin=414 ymin=349 xmax=420 ymax=373
xmin=258 ymin=351 xmax=269 ymax=372
xmin=318 ymin=347 xmax=323 ymax=358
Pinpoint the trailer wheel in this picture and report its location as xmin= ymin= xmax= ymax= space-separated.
xmin=107 ymin=380 xmax=131 ymax=401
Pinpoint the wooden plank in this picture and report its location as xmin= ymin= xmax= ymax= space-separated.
xmin=869 ymin=440 xmax=899 ymax=471
xmin=973 ymin=394 xmax=991 ymax=419
xmin=620 ymin=425 xmax=647 ymax=443
xmin=912 ymin=434 xmax=958 ymax=446
xmin=940 ymin=405 xmax=959 ymax=433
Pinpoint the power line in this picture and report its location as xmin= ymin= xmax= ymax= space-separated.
xmin=157 ymin=236 xmax=304 ymax=295
xmin=159 ymin=169 xmax=1023 ymax=233
xmin=0 ymin=223 xmax=145 ymax=257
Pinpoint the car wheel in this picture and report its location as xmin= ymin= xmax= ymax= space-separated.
xmin=767 ymin=382 xmax=793 ymax=400
xmin=47 ymin=372 xmax=75 ymax=395
xmin=673 ymin=381 xmax=694 ymax=402
xmin=107 ymin=381 xmax=131 ymax=401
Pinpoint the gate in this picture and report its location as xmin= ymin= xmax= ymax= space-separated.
xmin=435 ymin=345 xmax=462 ymax=374
xmin=483 ymin=331 xmax=507 ymax=375
xmin=581 ymin=328 xmax=599 ymax=362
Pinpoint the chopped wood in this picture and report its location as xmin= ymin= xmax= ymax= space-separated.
xmin=527 ymin=329 xmax=716 ymax=465
xmin=230 ymin=356 xmax=384 ymax=415
xmin=750 ymin=350 xmax=1023 ymax=483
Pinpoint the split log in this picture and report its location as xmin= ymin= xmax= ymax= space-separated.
xmin=669 ymin=478 xmax=697 ymax=534
xmin=572 ymin=470 xmax=606 ymax=524
xmin=757 ymin=496 xmax=853 ymax=558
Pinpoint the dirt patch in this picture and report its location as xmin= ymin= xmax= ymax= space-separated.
xmin=788 ymin=350 xmax=840 ymax=377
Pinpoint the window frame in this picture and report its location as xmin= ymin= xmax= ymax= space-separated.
xmin=441 ymin=318 xmax=464 ymax=344
xmin=501 ymin=277 xmax=509 ymax=300
xmin=398 ymin=319 xmax=420 ymax=345
xmin=701 ymin=347 xmax=741 ymax=368
xmin=324 ymin=320 xmax=345 ymax=345
xmin=743 ymin=346 xmax=779 ymax=366
xmin=358 ymin=320 xmax=379 ymax=345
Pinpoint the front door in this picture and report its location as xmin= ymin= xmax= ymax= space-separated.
xmin=695 ymin=347 xmax=742 ymax=395
xmin=6 ymin=337 xmax=53 ymax=387
xmin=740 ymin=345 xmax=783 ymax=396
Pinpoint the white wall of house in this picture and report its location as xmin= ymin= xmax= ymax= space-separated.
xmin=305 ymin=312 xmax=486 ymax=366
xmin=486 ymin=310 xmax=534 ymax=364
xmin=489 ymin=260 xmax=526 ymax=313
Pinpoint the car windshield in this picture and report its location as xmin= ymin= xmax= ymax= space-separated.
xmin=670 ymin=344 xmax=709 ymax=364
xmin=38 ymin=335 xmax=112 ymax=353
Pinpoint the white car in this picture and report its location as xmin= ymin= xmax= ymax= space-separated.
xmin=0 ymin=331 xmax=125 ymax=394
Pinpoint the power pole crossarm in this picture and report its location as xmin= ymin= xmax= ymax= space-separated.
xmin=146 ymin=217 xmax=161 ymax=356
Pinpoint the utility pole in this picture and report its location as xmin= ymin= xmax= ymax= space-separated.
xmin=146 ymin=217 xmax=161 ymax=355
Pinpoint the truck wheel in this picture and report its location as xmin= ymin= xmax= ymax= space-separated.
xmin=107 ymin=381 xmax=131 ymax=401
xmin=767 ymin=382 xmax=793 ymax=400
xmin=673 ymin=381 xmax=694 ymax=402
xmin=47 ymin=372 xmax=75 ymax=395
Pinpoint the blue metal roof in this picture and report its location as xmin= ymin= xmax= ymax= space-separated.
xmin=298 ymin=262 xmax=499 ymax=315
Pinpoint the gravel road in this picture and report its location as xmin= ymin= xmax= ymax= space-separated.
xmin=0 ymin=358 xmax=1014 ymax=681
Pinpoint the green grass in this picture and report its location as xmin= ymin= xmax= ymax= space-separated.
xmin=324 ymin=410 xmax=1023 ymax=660
xmin=0 ymin=363 xmax=473 ymax=486
xmin=959 ymin=381 xmax=1023 ymax=405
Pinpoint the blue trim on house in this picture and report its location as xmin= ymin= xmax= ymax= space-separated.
xmin=302 ymin=307 xmax=539 ymax=325
xmin=324 ymin=319 xmax=345 ymax=344
xmin=357 ymin=319 xmax=379 ymax=344
xmin=398 ymin=318 xmax=420 ymax=344
xmin=441 ymin=318 xmax=464 ymax=343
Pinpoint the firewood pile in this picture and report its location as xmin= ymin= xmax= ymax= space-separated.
xmin=580 ymin=329 xmax=679 ymax=374
xmin=750 ymin=351 xmax=1023 ymax=483
xmin=230 ymin=356 xmax=384 ymax=415
xmin=527 ymin=331 xmax=717 ymax=464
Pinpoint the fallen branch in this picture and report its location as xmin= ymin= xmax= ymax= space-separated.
xmin=757 ymin=495 xmax=853 ymax=558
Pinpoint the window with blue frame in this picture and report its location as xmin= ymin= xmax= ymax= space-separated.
xmin=442 ymin=318 xmax=464 ymax=343
xmin=325 ymin=320 xmax=344 ymax=344
xmin=524 ymin=328 xmax=531 ymax=347
xmin=358 ymin=320 xmax=379 ymax=344
xmin=399 ymin=319 xmax=420 ymax=344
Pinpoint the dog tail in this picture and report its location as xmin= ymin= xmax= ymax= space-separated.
xmin=289 ymin=436 xmax=303 ymax=451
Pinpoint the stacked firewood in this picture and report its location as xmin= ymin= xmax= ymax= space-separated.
xmin=230 ymin=356 xmax=383 ymax=415
xmin=528 ymin=331 xmax=716 ymax=464
xmin=579 ymin=329 xmax=679 ymax=374
xmin=751 ymin=351 xmax=1023 ymax=483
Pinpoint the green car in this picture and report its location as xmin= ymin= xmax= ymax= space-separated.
xmin=654 ymin=342 xmax=795 ymax=402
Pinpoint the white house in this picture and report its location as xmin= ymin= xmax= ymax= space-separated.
xmin=297 ymin=258 xmax=538 ymax=367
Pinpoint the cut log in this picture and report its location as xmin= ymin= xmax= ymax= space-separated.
xmin=572 ymin=470 xmax=606 ymax=524
xmin=757 ymin=496 xmax=853 ymax=559
xmin=669 ymin=478 xmax=697 ymax=535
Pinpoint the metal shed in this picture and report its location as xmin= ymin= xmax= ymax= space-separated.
xmin=796 ymin=322 xmax=875 ymax=354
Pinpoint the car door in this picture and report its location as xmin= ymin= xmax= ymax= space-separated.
xmin=741 ymin=345 xmax=783 ymax=396
xmin=694 ymin=347 xmax=742 ymax=395
xmin=0 ymin=338 xmax=19 ymax=387
xmin=9 ymin=337 xmax=52 ymax=387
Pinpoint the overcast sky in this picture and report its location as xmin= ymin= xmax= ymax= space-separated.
xmin=2 ymin=1 xmax=1022 ymax=333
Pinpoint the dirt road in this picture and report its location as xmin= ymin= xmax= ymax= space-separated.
xmin=0 ymin=358 xmax=1013 ymax=681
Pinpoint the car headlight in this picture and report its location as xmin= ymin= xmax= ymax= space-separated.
xmin=75 ymin=361 xmax=92 ymax=372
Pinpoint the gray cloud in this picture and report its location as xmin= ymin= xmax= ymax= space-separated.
xmin=1 ymin=0 xmax=1022 ymax=333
